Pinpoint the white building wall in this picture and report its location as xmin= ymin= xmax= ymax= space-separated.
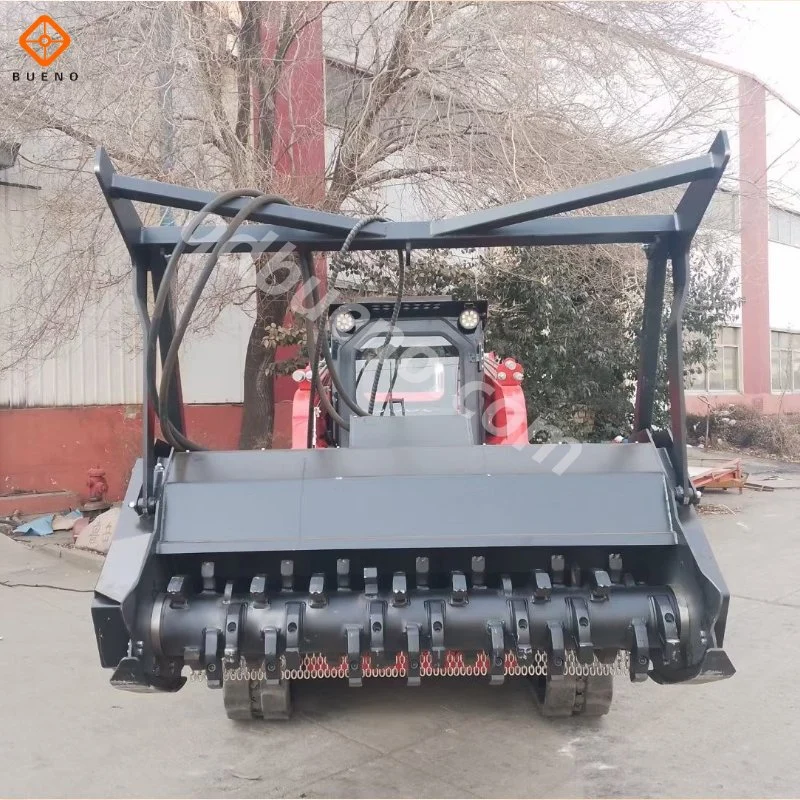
xmin=768 ymin=242 xmax=800 ymax=331
xmin=766 ymin=94 xmax=800 ymax=332
xmin=179 ymin=301 xmax=251 ymax=404
xmin=766 ymin=94 xmax=800 ymax=212
xmin=0 ymin=145 xmax=251 ymax=407
xmin=0 ymin=278 xmax=143 ymax=407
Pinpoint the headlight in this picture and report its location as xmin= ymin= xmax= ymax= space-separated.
xmin=333 ymin=310 xmax=356 ymax=334
xmin=458 ymin=308 xmax=480 ymax=331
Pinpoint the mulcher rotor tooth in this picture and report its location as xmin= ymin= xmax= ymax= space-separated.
xmin=653 ymin=596 xmax=680 ymax=665
xmin=533 ymin=569 xmax=552 ymax=601
xmin=471 ymin=555 xmax=486 ymax=588
xmin=284 ymin=603 xmax=302 ymax=669
xmin=280 ymin=560 xmax=294 ymax=592
xmin=309 ymin=574 xmax=327 ymax=608
xmin=203 ymin=627 xmax=223 ymax=688
xmin=569 ymin=597 xmax=595 ymax=664
xmin=511 ymin=599 xmax=532 ymax=663
xmin=224 ymin=600 xmax=242 ymax=666
xmin=364 ymin=567 xmax=378 ymax=597
xmin=391 ymin=572 xmax=408 ymax=607
xmin=345 ymin=625 xmax=362 ymax=687
xmin=428 ymin=600 xmax=446 ymax=667
xmin=263 ymin=627 xmax=280 ymax=684
xmin=183 ymin=644 xmax=202 ymax=670
xmin=415 ymin=557 xmax=429 ymax=590
xmin=336 ymin=558 xmax=351 ymax=590
xmin=450 ymin=571 xmax=468 ymax=605
xmin=590 ymin=569 xmax=612 ymax=601
xmin=167 ymin=575 xmax=188 ymax=608
xmin=405 ymin=623 xmax=422 ymax=686
xmin=546 ymin=621 xmax=566 ymax=676
xmin=550 ymin=554 xmax=565 ymax=585
xmin=369 ymin=601 xmax=386 ymax=664
xmin=608 ymin=553 xmax=623 ymax=583
xmin=249 ymin=575 xmax=267 ymax=608
xmin=201 ymin=561 xmax=216 ymax=593
xmin=487 ymin=621 xmax=505 ymax=685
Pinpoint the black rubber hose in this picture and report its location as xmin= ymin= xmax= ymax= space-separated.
xmin=310 ymin=245 xmax=405 ymax=425
xmin=303 ymin=316 xmax=351 ymax=431
xmin=296 ymin=252 xmax=351 ymax=448
xmin=380 ymin=356 xmax=402 ymax=417
xmin=308 ymin=215 xmax=386 ymax=422
xmin=147 ymin=188 xmax=266 ymax=450
xmin=152 ymin=200 xmax=394 ymax=451
xmin=158 ymin=193 xmax=290 ymax=451
xmin=367 ymin=247 xmax=407 ymax=414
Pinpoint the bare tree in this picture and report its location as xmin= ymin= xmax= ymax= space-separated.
xmin=0 ymin=1 xmax=739 ymax=446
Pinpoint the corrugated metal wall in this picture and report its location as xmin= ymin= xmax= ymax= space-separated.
xmin=0 ymin=171 xmax=143 ymax=407
xmin=0 ymin=284 xmax=144 ymax=407
xmin=0 ymin=170 xmax=252 ymax=408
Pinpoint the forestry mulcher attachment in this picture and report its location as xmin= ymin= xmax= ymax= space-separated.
xmin=91 ymin=132 xmax=735 ymax=719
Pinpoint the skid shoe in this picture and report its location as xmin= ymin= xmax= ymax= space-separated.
xmin=222 ymin=663 xmax=292 ymax=721
xmin=530 ymin=673 xmax=614 ymax=717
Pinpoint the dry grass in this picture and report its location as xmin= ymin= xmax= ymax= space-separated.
xmin=687 ymin=405 xmax=800 ymax=460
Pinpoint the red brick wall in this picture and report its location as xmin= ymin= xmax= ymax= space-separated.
xmin=0 ymin=402 xmax=293 ymax=502
xmin=686 ymin=393 xmax=800 ymax=416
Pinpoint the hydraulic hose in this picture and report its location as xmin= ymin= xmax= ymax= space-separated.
xmin=296 ymin=251 xmax=351 ymax=447
xmin=149 ymin=193 xmax=401 ymax=452
xmin=158 ymin=193 xmax=290 ymax=451
xmin=308 ymin=216 xmax=387 ymax=425
xmin=367 ymin=247 xmax=407 ymax=414
xmin=147 ymin=188 xmax=268 ymax=450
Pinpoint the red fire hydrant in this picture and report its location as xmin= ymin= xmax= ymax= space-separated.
xmin=84 ymin=467 xmax=110 ymax=513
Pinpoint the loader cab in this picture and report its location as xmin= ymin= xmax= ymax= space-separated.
xmin=328 ymin=298 xmax=487 ymax=447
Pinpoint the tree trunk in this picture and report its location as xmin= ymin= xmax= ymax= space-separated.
xmin=238 ymin=289 xmax=288 ymax=449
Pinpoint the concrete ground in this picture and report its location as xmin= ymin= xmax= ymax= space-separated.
xmin=1 ymin=483 xmax=799 ymax=798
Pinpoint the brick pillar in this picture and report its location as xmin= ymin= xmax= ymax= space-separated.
xmin=268 ymin=16 xmax=326 ymax=206
xmin=738 ymin=75 xmax=771 ymax=397
xmin=259 ymin=13 xmax=326 ymax=446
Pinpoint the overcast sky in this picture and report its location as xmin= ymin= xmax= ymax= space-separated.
xmin=713 ymin=1 xmax=797 ymax=106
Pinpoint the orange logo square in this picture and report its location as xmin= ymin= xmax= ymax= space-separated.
xmin=19 ymin=15 xmax=71 ymax=68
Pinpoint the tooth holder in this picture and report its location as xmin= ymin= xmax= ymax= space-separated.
xmin=147 ymin=582 xmax=678 ymax=688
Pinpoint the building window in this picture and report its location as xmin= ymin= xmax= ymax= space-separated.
xmin=0 ymin=141 xmax=20 ymax=170
xmin=771 ymin=330 xmax=800 ymax=393
xmin=685 ymin=326 xmax=741 ymax=392
xmin=769 ymin=206 xmax=800 ymax=247
xmin=325 ymin=59 xmax=370 ymax=129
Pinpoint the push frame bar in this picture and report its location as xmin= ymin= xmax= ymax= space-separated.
xmin=95 ymin=131 xmax=730 ymax=512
